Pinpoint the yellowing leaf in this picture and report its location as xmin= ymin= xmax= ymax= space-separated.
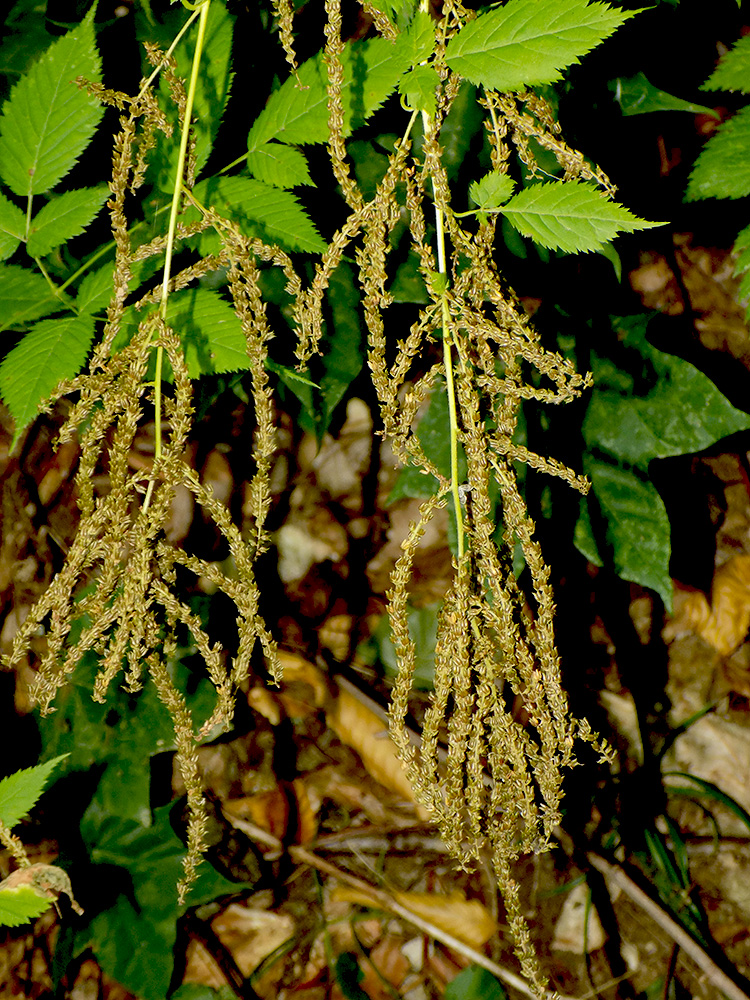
xmin=677 ymin=554 xmax=750 ymax=656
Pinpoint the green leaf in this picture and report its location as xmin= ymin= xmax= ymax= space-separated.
xmin=702 ymin=33 xmax=750 ymax=93
xmin=194 ymin=176 xmax=326 ymax=254
xmin=26 ymin=186 xmax=109 ymax=257
xmin=686 ymin=105 xmax=750 ymax=201
xmin=398 ymin=65 xmax=440 ymax=116
xmin=248 ymin=35 xmax=412 ymax=149
xmin=246 ymin=141 xmax=313 ymax=189
xmin=0 ymin=313 xmax=95 ymax=448
xmin=0 ymin=263 xmax=62 ymax=327
xmin=576 ymin=314 xmax=750 ymax=607
xmin=402 ymin=10 xmax=434 ymax=65
xmin=335 ymin=953 xmax=370 ymax=1000
xmin=610 ymin=72 xmax=718 ymax=117
xmin=390 ymin=248 xmax=430 ymax=303
xmin=469 ymin=171 xmax=516 ymax=210
xmin=75 ymin=262 xmax=115 ymax=316
xmin=445 ymin=0 xmax=636 ymax=93
xmin=0 ymin=886 xmax=52 ymax=928
xmin=0 ymin=190 xmax=26 ymax=260
xmin=0 ymin=7 xmax=103 ymax=197
xmin=389 ymin=384 xmax=466 ymax=501
xmin=81 ymin=805 xmax=238 ymax=1000
xmin=445 ymin=965 xmax=507 ymax=1000
xmin=376 ymin=604 xmax=438 ymax=689
xmin=171 ymin=987 xmax=237 ymax=1000
xmin=151 ymin=2 xmax=235 ymax=191
xmin=0 ymin=755 xmax=67 ymax=828
xmin=501 ymin=180 xmax=663 ymax=253
xmin=314 ymin=261 xmax=364 ymax=435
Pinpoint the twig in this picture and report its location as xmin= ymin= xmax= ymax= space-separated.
xmin=288 ymin=845 xmax=576 ymax=1000
xmin=587 ymin=852 xmax=750 ymax=1000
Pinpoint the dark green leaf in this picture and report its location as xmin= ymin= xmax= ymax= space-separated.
xmin=390 ymin=249 xmax=430 ymax=303
xmin=686 ymin=105 xmax=750 ymax=201
xmin=27 ymin=186 xmax=108 ymax=257
xmin=438 ymin=82 xmax=483 ymax=182
xmin=610 ymin=72 xmax=718 ymax=117
xmin=0 ymin=191 xmax=25 ymax=260
xmin=376 ymin=604 xmax=438 ymax=689
xmin=0 ymin=755 xmax=67 ymax=828
xmin=445 ymin=965 xmax=507 ymax=1000
xmin=389 ymin=384 xmax=466 ymax=501
xmin=501 ymin=181 xmax=663 ymax=253
xmin=0 ymin=7 xmax=103 ymax=197
xmin=335 ymin=953 xmax=370 ymax=1000
xmin=0 ymin=263 xmax=62 ymax=327
xmin=316 ymin=261 xmax=364 ymax=434
xmin=445 ymin=0 xmax=636 ymax=93
xmin=81 ymin=805 xmax=238 ymax=1000
xmin=0 ymin=312 xmax=95 ymax=449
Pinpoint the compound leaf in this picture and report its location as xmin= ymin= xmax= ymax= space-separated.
xmin=0 ymin=262 xmax=62 ymax=327
xmin=445 ymin=0 xmax=636 ymax=93
xmin=702 ymin=33 xmax=750 ymax=93
xmin=75 ymin=262 xmax=115 ymax=316
xmin=686 ymin=105 xmax=750 ymax=201
xmin=0 ymin=313 xmax=95 ymax=447
xmin=0 ymin=755 xmax=67 ymax=829
xmin=501 ymin=180 xmax=662 ymax=253
xmin=246 ymin=141 xmax=313 ymax=188
xmin=0 ymin=886 xmax=51 ymax=928
xmin=26 ymin=185 xmax=108 ymax=257
xmin=248 ymin=35 xmax=412 ymax=149
xmin=0 ymin=7 xmax=103 ymax=197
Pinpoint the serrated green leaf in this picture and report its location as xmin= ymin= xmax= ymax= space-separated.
xmin=0 ymin=190 xmax=25 ymax=260
xmin=248 ymin=35 xmax=412 ymax=150
xmin=469 ymin=171 xmax=515 ymax=210
xmin=576 ymin=314 xmax=750 ymax=607
xmin=445 ymin=965 xmax=506 ymax=1000
xmin=398 ymin=65 xmax=440 ymax=115
xmin=389 ymin=384 xmax=466 ymax=502
xmin=27 ymin=185 xmax=108 ymax=257
xmin=194 ymin=176 xmax=326 ymax=253
xmin=81 ymin=805 xmax=239 ymax=1000
xmin=0 ymin=755 xmax=67 ymax=828
xmin=501 ymin=180 xmax=662 ymax=253
xmin=151 ymin=2 xmax=234 ymax=192
xmin=0 ymin=263 xmax=62 ymax=327
xmin=0 ymin=885 xmax=52 ymax=927
xmin=402 ymin=10 xmax=434 ymax=65
xmin=246 ymin=141 xmax=313 ymax=188
xmin=686 ymin=105 xmax=750 ymax=201
xmin=122 ymin=287 xmax=251 ymax=380
xmin=610 ymin=72 xmax=718 ymax=117
xmin=702 ymin=33 xmax=750 ymax=93
xmin=0 ymin=7 xmax=103 ymax=197
xmin=445 ymin=0 xmax=636 ymax=93
xmin=75 ymin=262 xmax=115 ymax=315
xmin=0 ymin=313 xmax=94 ymax=446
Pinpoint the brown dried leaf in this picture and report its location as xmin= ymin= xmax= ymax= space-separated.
xmin=678 ymin=555 xmax=750 ymax=655
xmin=0 ymin=863 xmax=83 ymax=915
xmin=331 ymin=886 xmax=497 ymax=950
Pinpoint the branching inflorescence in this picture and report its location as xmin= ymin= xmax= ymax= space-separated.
xmin=3 ymin=0 xmax=649 ymax=983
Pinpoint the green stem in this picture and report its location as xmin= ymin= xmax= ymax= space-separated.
xmin=144 ymin=0 xmax=211 ymax=513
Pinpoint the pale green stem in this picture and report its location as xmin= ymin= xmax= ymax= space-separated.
xmin=143 ymin=0 xmax=211 ymax=513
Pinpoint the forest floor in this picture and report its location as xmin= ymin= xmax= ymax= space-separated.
xmin=3 ymin=234 xmax=750 ymax=1000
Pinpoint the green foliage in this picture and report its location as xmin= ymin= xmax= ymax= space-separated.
xmin=469 ymin=171 xmax=516 ymax=210
xmin=500 ymin=180 xmax=662 ymax=254
xmin=702 ymin=33 xmax=750 ymax=94
xmin=574 ymin=314 xmax=750 ymax=607
xmin=375 ymin=603 xmax=439 ymax=690
xmin=26 ymin=186 xmax=109 ymax=258
xmin=0 ymin=755 xmax=68 ymax=829
xmin=0 ymin=6 xmax=103 ymax=198
xmin=686 ymin=104 xmax=750 ymax=201
xmin=0 ymin=884 xmax=52 ymax=928
xmin=445 ymin=965 xmax=507 ymax=1000
xmin=609 ymin=72 xmax=717 ymax=117
xmin=444 ymin=0 xmax=636 ymax=92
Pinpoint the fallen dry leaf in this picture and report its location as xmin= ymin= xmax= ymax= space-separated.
xmin=671 ymin=554 xmax=750 ymax=656
xmin=0 ymin=863 xmax=83 ymax=915
xmin=332 ymin=886 xmax=497 ymax=950
xmin=551 ymin=883 xmax=606 ymax=954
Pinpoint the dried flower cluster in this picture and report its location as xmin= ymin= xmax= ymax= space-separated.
xmin=5 ymin=0 xmax=612 ymax=981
